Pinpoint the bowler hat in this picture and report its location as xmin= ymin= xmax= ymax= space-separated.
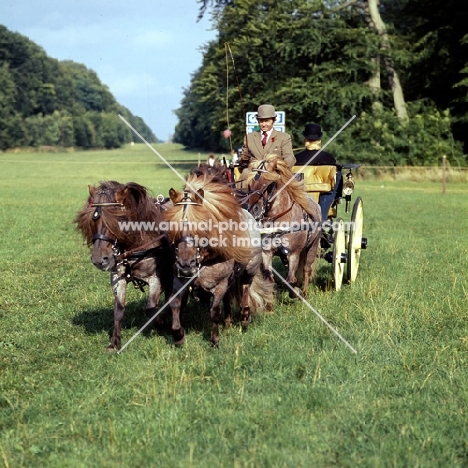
xmin=302 ymin=123 xmax=322 ymax=140
xmin=256 ymin=104 xmax=276 ymax=119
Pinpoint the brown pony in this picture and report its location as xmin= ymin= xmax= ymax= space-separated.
xmin=241 ymin=154 xmax=322 ymax=297
xmin=164 ymin=171 xmax=273 ymax=347
xmin=74 ymin=181 xmax=173 ymax=350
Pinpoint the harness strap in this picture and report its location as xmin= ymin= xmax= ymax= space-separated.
xmin=264 ymin=200 xmax=296 ymax=223
xmin=92 ymin=233 xmax=116 ymax=244
xmin=117 ymin=234 xmax=166 ymax=260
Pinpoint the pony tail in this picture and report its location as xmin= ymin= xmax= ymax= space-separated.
xmin=231 ymin=268 xmax=275 ymax=314
xmin=247 ymin=268 xmax=275 ymax=313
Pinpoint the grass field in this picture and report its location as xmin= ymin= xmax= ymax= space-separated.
xmin=1 ymin=144 xmax=468 ymax=467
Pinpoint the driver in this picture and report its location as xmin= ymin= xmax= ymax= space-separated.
xmin=240 ymin=104 xmax=296 ymax=169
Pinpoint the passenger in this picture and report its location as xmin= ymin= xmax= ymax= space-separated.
xmin=295 ymin=123 xmax=336 ymax=166
xmin=240 ymin=104 xmax=295 ymax=169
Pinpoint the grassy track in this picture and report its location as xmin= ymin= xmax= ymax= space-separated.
xmin=1 ymin=144 xmax=468 ymax=467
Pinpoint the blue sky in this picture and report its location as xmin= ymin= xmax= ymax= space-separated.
xmin=0 ymin=0 xmax=217 ymax=141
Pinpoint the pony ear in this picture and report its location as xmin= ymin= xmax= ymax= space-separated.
xmin=195 ymin=189 xmax=204 ymax=203
xmin=115 ymin=183 xmax=145 ymax=207
xmin=114 ymin=187 xmax=128 ymax=206
xmin=169 ymin=188 xmax=181 ymax=203
xmin=88 ymin=185 xmax=96 ymax=196
xmin=265 ymin=157 xmax=278 ymax=172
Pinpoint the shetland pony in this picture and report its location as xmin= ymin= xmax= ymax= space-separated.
xmin=240 ymin=155 xmax=322 ymax=297
xmin=163 ymin=171 xmax=273 ymax=347
xmin=74 ymin=181 xmax=173 ymax=350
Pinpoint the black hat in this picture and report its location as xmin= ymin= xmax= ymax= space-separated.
xmin=302 ymin=123 xmax=322 ymax=140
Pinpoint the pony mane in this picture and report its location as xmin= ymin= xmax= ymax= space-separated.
xmin=247 ymin=155 xmax=317 ymax=217
xmin=190 ymin=163 xmax=228 ymax=183
xmin=74 ymin=180 xmax=164 ymax=247
xmin=164 ymin=173 xmax=255 ymax=265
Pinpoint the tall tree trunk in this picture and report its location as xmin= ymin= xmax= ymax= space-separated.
xmin=367 ymin=0 xmax=409 ymax=123
xmin=366 ymin=55 xmax=383 ymax=112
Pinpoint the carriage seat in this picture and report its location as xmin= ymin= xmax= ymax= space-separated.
xmin=292 ymin=165 xmax=337 ymax=202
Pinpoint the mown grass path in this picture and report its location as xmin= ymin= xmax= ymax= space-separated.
xmin=1 ymin=145 xmax=467 ymax=467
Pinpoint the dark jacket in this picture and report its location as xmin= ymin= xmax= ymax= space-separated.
xmin=294 ymin=148 xmax=336 ymax=166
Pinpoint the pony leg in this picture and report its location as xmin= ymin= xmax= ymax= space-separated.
xmin=109 ymin=274 xmax=127 ymax=351
xmin=239 ymin=283 xmax=251 ymax=328
xmin=169 ymin=279 xmax=186 ymax=346
xmin=223 ymin=293 xmax=233 ymax=328
xmin=285 ymin=253 xmax=301 ymax=298
xmin=210 ymin=300 xmax=222 ymax=347
xmin=145 ymin=276 xmax=164 ymax=327
xmin=210 ymin=281 xmax=229 ymax=347
xmin=262 ymin=250 xmax=275 ymax=283
xmin=302 ymin=238 xmax=320 ymax=296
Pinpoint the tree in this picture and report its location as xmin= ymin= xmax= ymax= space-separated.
xmin=179 ymin=0 xmax=465 ymax=163
xmin=365 ymin=0 xmax=408 ymax=122
xmin=0 ymin=25 xmax=158 ymax=150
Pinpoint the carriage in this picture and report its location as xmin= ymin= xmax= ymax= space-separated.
xmin=292 ymin=161 xmax=368 ymax=290
xmin=234 ymin=157 xmax=368 ymax=292
xmin=76 ymin=159 xmax=366 ymax=351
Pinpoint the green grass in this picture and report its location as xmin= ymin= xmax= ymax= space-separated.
xmin=1 ymin=144 xmax=468 ymax=467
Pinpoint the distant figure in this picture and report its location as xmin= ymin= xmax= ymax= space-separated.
xmin=207 ymin=152 xmax=218 ymax=167
xmin=240 ymin=104 xmax=295 ymax=169
xmin=230 ymin=149 xmax=239 ymax=166
xmin=295 ymin=123 xmax=336 ymax=166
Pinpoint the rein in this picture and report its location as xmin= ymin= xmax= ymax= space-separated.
xmin=243 ymin=178 xmax=296 ymax=223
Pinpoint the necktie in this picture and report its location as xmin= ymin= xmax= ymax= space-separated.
xmin=261 ymin=131 xmax=268 ymax=147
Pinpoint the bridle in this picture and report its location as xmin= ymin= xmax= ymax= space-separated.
xmin=244 ymin=180 xmax=277 ymax=221
xmin=172 ymin=190 xmax=202 ymax=278
xmin=89 ymin=195 xmax=165 ymax=289
xmin=241 ymin=176 xmax=295 ymax=223
xmin=173 ymin=235 xmax=201 ymax=278
xmin=90 ymin=195 xmax=123 ymax=253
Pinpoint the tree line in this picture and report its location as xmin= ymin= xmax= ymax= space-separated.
xmin=174 ymin=0 xmax=468 ymax=166
xmin=0 ymin=25 xmax=157 ymax=150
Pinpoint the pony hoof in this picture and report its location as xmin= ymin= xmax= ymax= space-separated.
xmin=288 ymin=287 xmax=301 ymax=299
xmin=241 ymin=317 xmax=252 ymax=329
xmin=154 ymin=316 xmax=165 ymax=328
xmin=174 ymin=335 xmax=186 ymax=347
xmin=106 ymin=345 xmax=119 ymax=353
xmin=224 ymin=319 xmax=233 ymax=329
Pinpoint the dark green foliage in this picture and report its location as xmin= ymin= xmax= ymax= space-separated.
xmin=333 ymin=101 xmax=463 ymax=166
xmin=0 ymin=25 xmax=157 ymax=149
xmin=178 ymin=0 xmax=467 ymax=164
xmin=396 ymin=0 xmax=468 ymax=142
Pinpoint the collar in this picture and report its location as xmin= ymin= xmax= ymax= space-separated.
xmin=261 ymin=128 xmax=274 ymax=141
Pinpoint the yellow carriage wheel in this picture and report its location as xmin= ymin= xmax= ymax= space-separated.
xmin=346 ymin=197 xmax=364 ymax=283
xmin=332 ymin=218 xmax=346 ymax=290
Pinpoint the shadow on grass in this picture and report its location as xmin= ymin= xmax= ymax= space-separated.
xmin=271 ymin=256 xmax=333 ymax=295
xmin=71 ymin=292 xmax=235 ymax=346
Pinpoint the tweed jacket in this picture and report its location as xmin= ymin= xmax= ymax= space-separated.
xmin=243 ymin=129 xmax=296 ymax=168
